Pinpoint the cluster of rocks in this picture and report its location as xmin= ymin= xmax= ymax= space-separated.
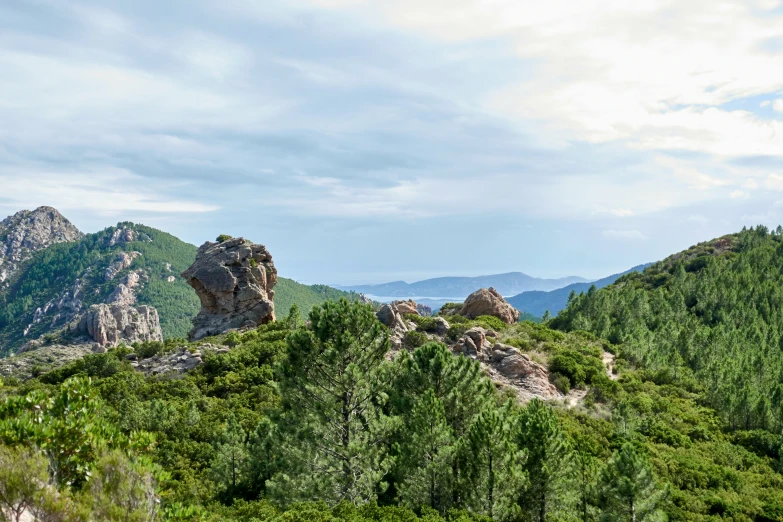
xmin=0 ymin=206 xmax=82 ymax=286
xmin=130 ymin=343 xmax=230 ymax=376
xmin=104 ymin=251 xmax=142 ymax=281
xmin=182 ymin=238 xmax=277 ymax=341
xmin=376 ymin=299 xmax=449 ymax=350
xmin=78 ymin=304 xmax=163 ymax=347
xmin=374 ymin=288 xmax=559 ymax=401
xmin=451 ymin=326 xmax=559 ymax=401
xmin=106 ymin=226 xmax=150 ymax=247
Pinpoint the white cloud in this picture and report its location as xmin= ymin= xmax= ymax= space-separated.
xmin=730 ymin=190 xmax=749 ymax=199
xmin=766 ymin=174 xmax=783 ymax=191
xmin=761 ymin=100 xmax=771 ymax=108
xmin=603 ymin=229 xmax=647 ymax=240
xmin=774 ymin=99 xmax=783 ymax=113
xmin=311 ymin=0 xmax=783 ymax=160
xmin=0 ymin=166 xmax=219 ymax=215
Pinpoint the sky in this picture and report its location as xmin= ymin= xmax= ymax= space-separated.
xmin=2 ymin=0 xmax=783 ymax=285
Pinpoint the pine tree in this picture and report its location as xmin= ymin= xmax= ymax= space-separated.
xmin=464 ymin=402 xmax=526 ymax=520
xmin=575 ymin=451 xmax=600 ymax=522
xmin=516 ymin=399 xmax=575 ymax=522
xmin=271 ymin=299 xmax=394 ymax=505
xmin=598 ymin=443 xmax=666 ymax=522
xmin=391 ymin=342 xmax=495 ymax=508
xmin=396 ymin=389 xmax=456 ymax=512
xmin=211 ymin=414 xmax=249 ymax=494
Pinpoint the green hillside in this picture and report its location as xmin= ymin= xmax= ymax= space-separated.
xmin=0 ymin=222 xmax=362 ymax=355
xmin=0 ymin=222 xmax=201 ymax=354
xmin=2 ymin=300 xmax=782 ymax=520
xmin=274 ymin=278 xmax=363 ymax=319
xmin=553 ymin=226 xmax=783 ymax=432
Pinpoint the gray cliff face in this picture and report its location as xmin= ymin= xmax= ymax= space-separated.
xmin=0 ymin=206 xmax=82 ymax=285
xmin=78 ymin=304 xmax=163 ymax=347
xmin=182 ymin=237 xmax=277 ymax=341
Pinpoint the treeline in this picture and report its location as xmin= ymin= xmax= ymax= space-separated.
xmin=1 ymin=300 xmax=782 ymax=520
xmin=553 ymin=225 xmax=783 ymax=433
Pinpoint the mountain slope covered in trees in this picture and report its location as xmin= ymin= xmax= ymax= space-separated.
xmin=553 ymin=226 xmax=783 ymax=433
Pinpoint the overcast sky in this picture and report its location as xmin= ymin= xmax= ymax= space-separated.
xmin=2 ymin=0 xmax=783 ymax=284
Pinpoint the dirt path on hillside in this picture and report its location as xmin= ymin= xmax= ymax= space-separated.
xmin=603 ymin=351 xmax=617 ymax=380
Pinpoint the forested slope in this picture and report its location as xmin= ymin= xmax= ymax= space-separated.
xmin=1 ymin=301 xmax=782 ymax=520
xmin=553 ymin=226 xmax=783 ymax=432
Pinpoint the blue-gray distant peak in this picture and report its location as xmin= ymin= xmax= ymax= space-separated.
xmin=339 ymin=272 xmax=589 ymax=300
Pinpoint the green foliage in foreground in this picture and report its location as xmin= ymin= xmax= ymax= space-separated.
xmin=0 ymin=300 xmax=781 ymax=520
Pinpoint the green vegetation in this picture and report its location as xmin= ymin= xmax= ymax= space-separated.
xmin=553 ymin=226 xmax=783 ymax=433
xmin=0 ymin=223 xmax=201 ymax=353
xmin=1 ymin=297 xmax=779 ymax=520
xmin=273 ymin=277 xmax=364 ymax=319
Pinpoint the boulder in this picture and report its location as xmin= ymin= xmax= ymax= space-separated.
xmin=459 ymin=287 xmax=520 ymax=325
xmin=488 ymin=343 xmax=559 ymax=399
xmin=433 ymin=316 xmax=450 ymax=335
xmin=393 ymin=300 xmax=419 ymax=316
xmin=182 ymin=238 xmax=277 ymax=341
xmin=78 ymin=304 xmax=163 ymax=347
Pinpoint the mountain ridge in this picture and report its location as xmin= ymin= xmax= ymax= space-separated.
xmin=507 ymin=263 xmax=651 ymax=318
xmin=338 ymin=271 xmax=589 ymax=299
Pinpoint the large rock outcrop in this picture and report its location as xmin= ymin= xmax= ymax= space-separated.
xmin=0 ymin=206 xmax=82 ymax=285
xmin=182 ymin=238 xmax=277 ymax=341
xmin=451 ymin=327 xmax=560 ymax=401
xmin=78 ymin=304 xmax=163 ymax=347
xmin=459 ymin=287 xmax=520 ymax=325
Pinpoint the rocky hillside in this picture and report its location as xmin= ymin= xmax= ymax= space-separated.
xmin=0 ymin=206 xmax=81 ymax=287
xmin=0 ymin=208 xmax=364 ymax=357
xmin=0 ymin=221 xmax=199 ymax=355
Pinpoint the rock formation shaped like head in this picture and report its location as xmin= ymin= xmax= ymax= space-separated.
xmin=182 ymin=237 xmax=277 ymax=341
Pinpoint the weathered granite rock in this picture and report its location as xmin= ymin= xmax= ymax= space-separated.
xmin=182 ymin=238 xmax=277 ymax=341
xmin=433 ymin=316 xmax=450 ymax=335
xmin=393 ymin=299 xmax=420 ymax=316
xmin=358 ymin=293 xmax=372 ymax=304
xmin=104 ymin=251 xmax=141 ymax=281
xmin=451 ymin=327 xmax=560 ymax=401
xmin=106 ymin=226 xmax=148 ymax=247
xmin=0 ymin=206 xmax=82 ymax=286
xmin=78 ymin=304 xmax=163 ymax=347
xmin=459 ymin=287 xmax=520 ymax=325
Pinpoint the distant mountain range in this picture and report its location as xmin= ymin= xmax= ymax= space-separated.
xmin=506 ymin=264 xmax=651 ymax=318
xmin=338 ymin=272 xmax=589 ymax=300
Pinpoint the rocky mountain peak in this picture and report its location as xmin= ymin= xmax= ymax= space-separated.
xmin=0 ymin=206 xmax=82 ymax=285
xmin=182 ymin=237 xmax=277 ymax=341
